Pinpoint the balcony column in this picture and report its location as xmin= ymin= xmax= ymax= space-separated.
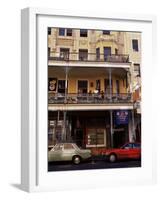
xmin=62 ymin=111 xmax=67 ymax=141
xmin=64 ymin=66 xmax=69 ymax=103
xmin=109 ymin=68 xmax=112 ymax=102
xmin=131 ymin=109 xmax=136 ymax=142
xmin=110 ymin=110 xmax=114 ymax=148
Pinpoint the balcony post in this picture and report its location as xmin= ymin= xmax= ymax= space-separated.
xmin=109 ymin=68 xmax=112 ymax=102
xmin=62 ymin=111 xmax=67 ymax=141
xmin=132 ymin=109 xmax=136 ymax=142
xmin=110 ymin=110 xmax=114 ymax=148
xmin=64 ymin=66 xmax=68 ymax=103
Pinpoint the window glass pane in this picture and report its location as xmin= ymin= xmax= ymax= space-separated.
xmin=48 ymin=27 xmax=51 ymax=35
xmin=54 ymin=144 xmax=63 ymax=151
xmin=59 ymin=28 xmax=65 ymax=36
xmin=132 ymin=39 xmax=139 ymax=51
xmin=124 ymin=143 xmax=133 ymax=149
xmin=96 ymin=48 xmax=100 ymax=60
xmin=87 ymin=129 xmax=97 ymax=145
xmin=134 ymin=64 xmax=141 ymax=77
xmin=103 ymin=30 xmax=110 ymax=35
xmin=80 ymin=29 xmax=88 ymax=37
xmin=96 ymin=129 xmax=104 ymax=145
xmin=67 ymin=29 xmax=72 ymax=36
xmin=64 ymin=144 xmax=74 ymax=149
xmin=87 ymin=129 xmax=105 ymax=146
xmin=60 ymin=48 xmax=69 ymax=59
xmin=79 ymin=49 xmax=88 ymax=60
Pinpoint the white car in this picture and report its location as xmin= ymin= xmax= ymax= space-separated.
xmin=48 ymin=143 xmax=91 ymax=164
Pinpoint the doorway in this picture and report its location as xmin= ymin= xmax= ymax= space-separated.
xmin=78 ymin=80 xmax=88 ymax=94
xmin=104 ymin=47 xmax=111 ymax=61
xmin=113 ymin=129 xmax=126 ymax=148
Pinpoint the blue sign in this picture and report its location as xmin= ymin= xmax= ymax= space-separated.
xmin=115 ymin=110 xmax=129 ymax=125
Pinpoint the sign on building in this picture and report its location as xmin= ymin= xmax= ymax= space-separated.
xmin=115 ymin=110 xmax=129 ymax=125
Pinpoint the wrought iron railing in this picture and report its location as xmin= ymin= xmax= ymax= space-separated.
xmin=48 ymin=93 xmax=132 ymax=104
xmin=48 ymin=52 xmax=129 ymax=63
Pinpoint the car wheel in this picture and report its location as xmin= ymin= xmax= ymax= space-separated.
xmin=109 ymin=154 xmax=117 ymax=163
xmin=73 ymin=156 xmax=81 ymax=164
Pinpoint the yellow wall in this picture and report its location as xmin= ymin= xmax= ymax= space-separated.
xmin=53 ymin=76 xmax=127 ymax=94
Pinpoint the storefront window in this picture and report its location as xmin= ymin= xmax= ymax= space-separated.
xmin=86 ymin=128 xmax=106 ymax=147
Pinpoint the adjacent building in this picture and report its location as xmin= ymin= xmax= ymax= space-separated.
xmin=48 ymin=28 xmax=141 ymax=150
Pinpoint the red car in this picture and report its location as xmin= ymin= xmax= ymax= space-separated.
xmin=102 ymin=142 xmax=141 ymax=162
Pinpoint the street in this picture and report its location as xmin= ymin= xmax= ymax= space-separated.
xmin=48 ymin=158 xmax=141 ymax=172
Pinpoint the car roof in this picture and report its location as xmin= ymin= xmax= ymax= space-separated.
xmin=55 ymin=142 xmax=75 ymax=145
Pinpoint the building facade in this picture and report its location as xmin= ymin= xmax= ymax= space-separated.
xmin=48 ymin=28 xmax=141 ymax=150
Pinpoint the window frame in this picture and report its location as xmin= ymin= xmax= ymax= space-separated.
xmin=59 ymin=28 xmax=65 ymax=36
xmin=132 ymin=39 xmax=139 ymax=51
xmin=80 ymin=29 xmax=88 ymax=37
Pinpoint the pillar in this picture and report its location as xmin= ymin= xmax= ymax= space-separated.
xmin=109 ymin=68 xmax=112 ymax=102
xmin=110 ymin=110 xmax=113 ymax=148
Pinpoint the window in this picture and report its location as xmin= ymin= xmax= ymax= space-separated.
xmin=104 ymin=79 xmax=113 ymax=94
xmin=103 ymin=30 xmax=110 ymax=35
xmin=134 ymin=64 xmax=141 ymax=77
xmin=53 ymin=144 xmax=63 ymax=151
xmin=48 ymin=47 xmax=50 ymax=58
xmin=132 ymin=39 xmax=139 ymax=51
xmin=80 ymin=29 xmax=88 ymax=37
xmin=67 ymin=29 xmax=72 ymax=36
xmin=123 ymin=143 xmax=133 ymax=149
xmin=64 ymin=144 xmax=74 ymax=150
xmin=115 ymin=48 xmax=118 ymax=55
xmin=79 ymin=49 xmax=88 ymax=60
xmin=96 ymin=80 xmax=101 ymax=92
xmin=60 ymin=48 xmax=70 ymax=60
xmin=58 ymin=80 xmax=66 ymax=94
xmin=96 ymin=48 xmax=100 ymax=60
xmin=59 ymin=28 xmax=65 ymax=36
xmin=116 ymin=80 xmax=120 ymax=94
xmin=78 ymin=80 xmax=88 ymax=94
xmin=48 ymin=27 xmax=51 ymax=35
xmin=104 ymin=47 xmax=111 ymax=61
xmin=86 ymin=129 xmax=106 ymax=147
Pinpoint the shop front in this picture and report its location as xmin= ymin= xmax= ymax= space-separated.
xmin=48 ymin=110 xmax=133 ymax=150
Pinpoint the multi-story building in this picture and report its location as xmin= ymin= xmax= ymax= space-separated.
xmin=48 ymin=28 xmax=141 ymax=150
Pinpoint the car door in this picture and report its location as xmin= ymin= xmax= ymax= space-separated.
xmin=62 ymin=144 xmax=75 ymax=161
xmin=132 ymin=143 xmax=141 ymax=159
xmin=118 ymin=143 xmax=134 ymax=159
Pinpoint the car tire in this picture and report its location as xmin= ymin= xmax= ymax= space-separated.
xmin=72 ymin=155 xmax=81 ymax=164
xmin=109 ymin=154 xmax=117 ymax=163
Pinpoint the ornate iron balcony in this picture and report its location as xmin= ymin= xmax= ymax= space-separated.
xmin=48 ymin=52 xmax=129 ymax=63
xmin=48 ymin=93 xmax=132 ymax=104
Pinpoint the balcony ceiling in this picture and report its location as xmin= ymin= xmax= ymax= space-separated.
xmin=48 ymin=66 xmax=127 ymax=78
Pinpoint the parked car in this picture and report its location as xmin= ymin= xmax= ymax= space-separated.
xmin=48 ymin=143 xmax=91 ymax=164
xmin=101 ymin=142 xmax=141 ymax=162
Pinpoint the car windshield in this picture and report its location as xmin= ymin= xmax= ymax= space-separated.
xmin=122 ymin=143 xmax=133 ymax=149
xmin=73 ymin=144 xmax=80 ymax=150
xmin=51 ymin=144 xmax=63 ymax=151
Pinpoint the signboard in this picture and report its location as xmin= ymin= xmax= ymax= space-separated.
xmin=115 ymin=110 xmax=129 ymax=125
xmin=48 ymin=78 xmax=57 ymax=92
